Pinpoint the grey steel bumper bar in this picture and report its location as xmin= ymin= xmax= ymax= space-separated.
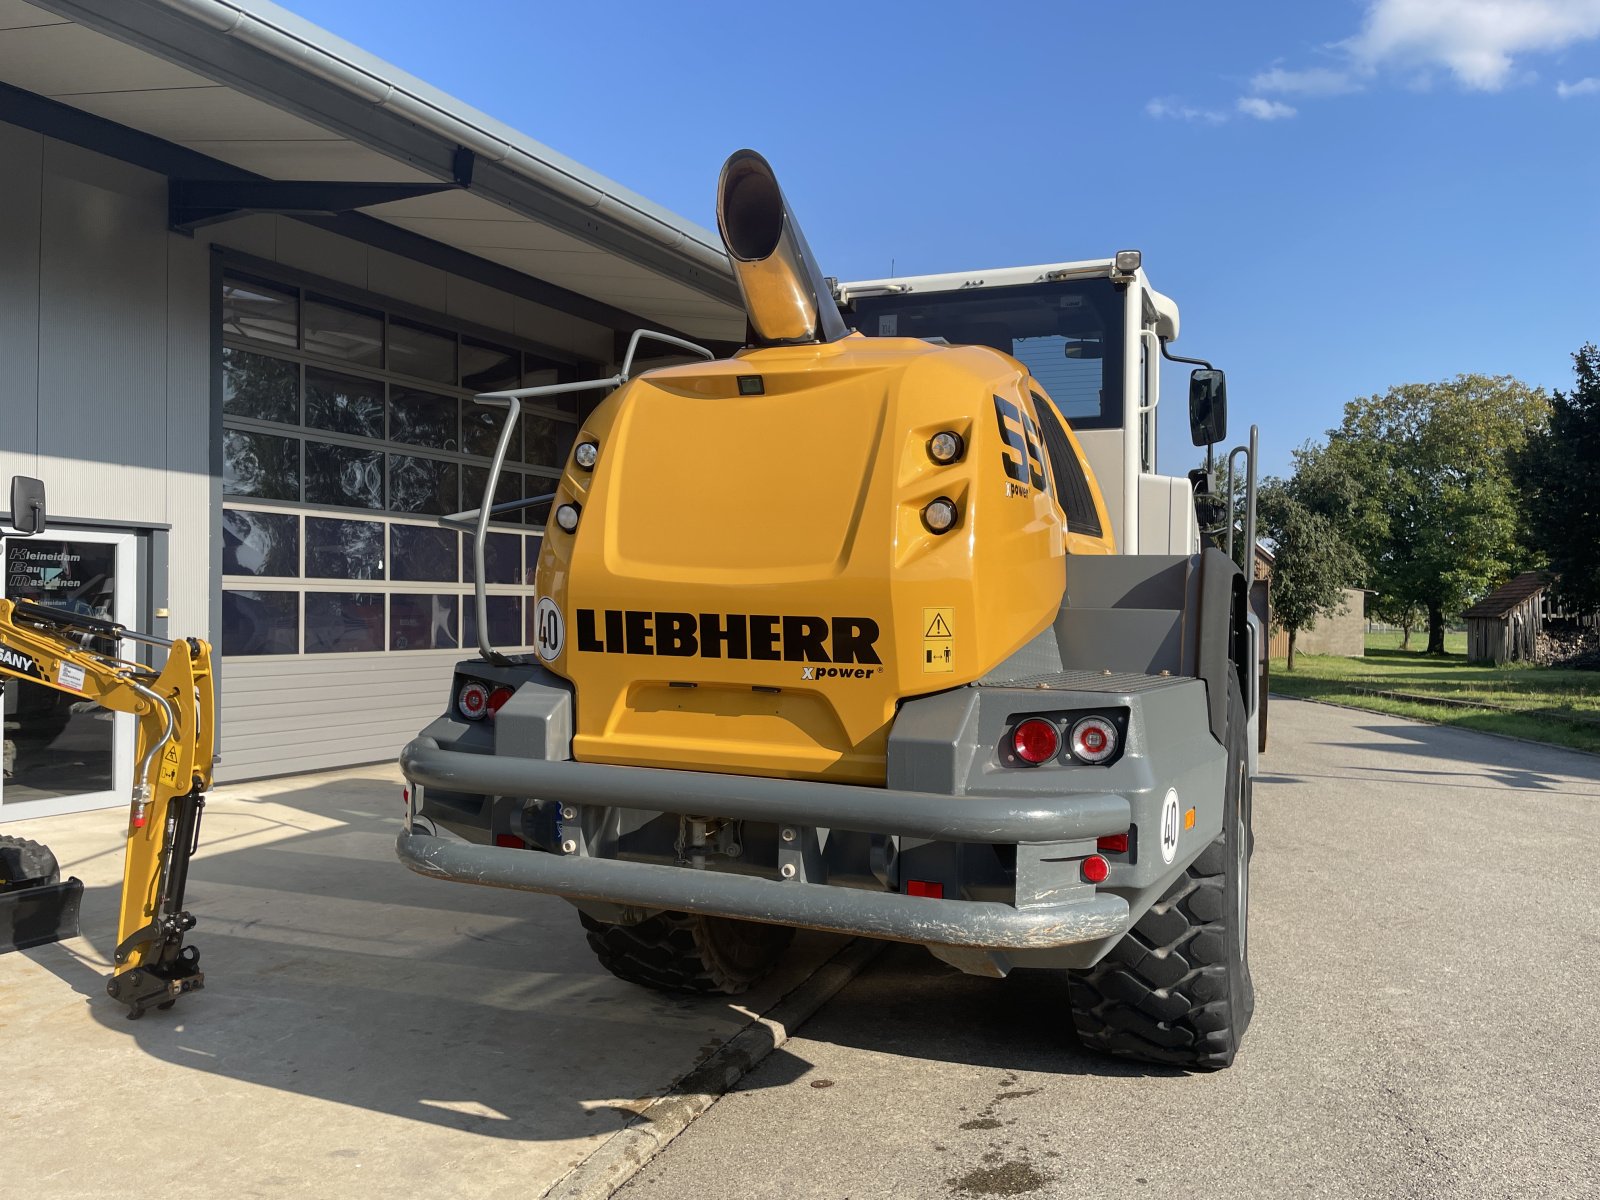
xmin=400 ymin=737 xmax=1131 ymax=844
xmin=395 ymin=829 xmax=1130 ymax=950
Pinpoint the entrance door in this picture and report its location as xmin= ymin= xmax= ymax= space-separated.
xmin=1 ymin=530 xmax=136 ymax=821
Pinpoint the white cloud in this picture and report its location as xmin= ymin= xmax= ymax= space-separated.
xmin=1237 ymin=96 xmax=1298 ymax=120
xmin=1145 ymin=97 xmax=1229 ymax=124
xmin=1347 ymin=0 xmax=1600 ymax=91
xmin=1251 ymin=65 xmax=1363 ymax=95
xmin=1557 ymin=74 xmax=1600 ymax=93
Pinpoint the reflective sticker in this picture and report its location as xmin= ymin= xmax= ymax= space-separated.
xmin=922 ymin=607 xmax=954 ymax=673
xmin=534 ymin=597 xmax=564 ymax=662
xmin=878 ymin=315 xmax=898 ymax=336
xmin=57 ymin=661 xmax=86 ymax=692
xmin=1160 ymin=788 xmax=1181 ymax=864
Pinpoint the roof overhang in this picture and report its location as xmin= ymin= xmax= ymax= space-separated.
xmin=0 ymin=0 xmax=746 ymax=340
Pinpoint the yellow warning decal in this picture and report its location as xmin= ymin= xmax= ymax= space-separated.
xmin=922 ymin=607 xmax=954 ymax=673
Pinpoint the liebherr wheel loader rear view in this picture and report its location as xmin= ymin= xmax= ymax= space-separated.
xmin=398 ymin=150 xmax=1263 ymax=1069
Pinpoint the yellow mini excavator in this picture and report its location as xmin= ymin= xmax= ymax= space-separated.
xmin=1 ymin=476 xmax=214 ymax=1018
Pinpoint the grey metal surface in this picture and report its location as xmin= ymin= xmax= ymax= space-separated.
xmin=617 ymin=699 xmax=1600 ymax=1200
xmin=401 ymin=736 xmax=1132 ymax=844
xmin=978 ymin=668 xmax=1189 ymax=692
xmin=396 ymin=829 xmax=1130 ymax=950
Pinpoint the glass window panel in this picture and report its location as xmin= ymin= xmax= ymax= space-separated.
xmin=222 ymin=590 xmax=298 ymax=655
xmin=466 ymin=531 xmax=520 ymax=585
xmin=389 ymin=387 xmax=459 ymax=452
xmin=305 ymin=368 xmax=385 ymax=439
xmin=522 ymin=413 xmax=576 ymax=468
xmin=461 ymin=338 xmax=519 ymax=392
xmin=305 ymin=441 xmax=383 ymax=509
xmin=390 ymin=524 xmax=458 ymax=582
xmin=464 ymin=594 xmax=521 ymax=649
xmin=304 ymin=592 xmax=384 ymax=654
xmin=390 ymin=593 xmax=458 ymax=651
xmin=222 ymin=275 xmax=297 ymax=349
xmin=222 ymin=348 xmax=299 ymax=424
xmin=389 ymin=318 xmax=455 ymax=384
xmin=388 ymin=454 xmax=459 ymax=516
xmin=463 ymin=403 xmax=516 ymax=460
xmin=523 ymin=356 xmax=579 ymax=412
xmin=524 ymin=534 xmax=543 ymax=585
xmin=304 ymin=295 xmax=382 ymax=368
xmin=463 ymin=466 xmax=529 ymax=526
xmin=305 ymin=517 xmax=384 ymax=579
xmin=224 ymin=430 xmax=300 ymax=502
xmin=223 ymin=509 xmax=298 ymax=576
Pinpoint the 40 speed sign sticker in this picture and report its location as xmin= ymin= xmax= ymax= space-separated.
xmin=534 ymin=597 xmax=564 ymax=661
xmin=1159 ymin=788 xmax=1181 ymax=864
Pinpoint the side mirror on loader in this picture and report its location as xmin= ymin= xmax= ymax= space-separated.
xmin=1189 ymin=369 xmax=1228 ymax=447
xmin=8 ymin=476 xmax=46 ymax=536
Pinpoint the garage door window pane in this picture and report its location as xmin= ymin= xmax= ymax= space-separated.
xmin=464 ymin=595 xmax=521 ymax=648
xmin=388 ymin=454 xmax=459 ymax=515
xmin=223 ymin=275 xmax=297 ymax=349
xmin=390 ymin=318 xmax=455 ymax=384
xmin=523 ymin=356 xmax=578 ymax=412
xmin=391 ymin=524 xmax=458 ymax=582
xmin=464 ymin=403 xmax=516 ymax=460
xmin=523 ymin=414 xmax=575 ymax=469
xmin=462 ymin=465 xmax=527 ymax=524
xmin=305 ymin=592 xmax=384 ymax=653
xmin=524 ymin=534 xmax=542 ymax=584
xmin=224 ymin=430 xmax=300 ymax=501
xmin=223 ymin=348 xmax=299 ymax=424
xmin=306 ymin=442 xmax=383 ymax=509
xmin=304 ymin=295 xmax=382 ymax=368
xmin=223 ymin=509 xmax=298 ymax=576
xmin=222 ymin=590 xmax=298 ymax=655
xmin=306 ymin=368 xmax=384 ymax=439
xmin=390 ymin=594 xmax=458 ymax=650
xmin=461 ymin=339 xmax=519 ymax=392
xmin=390 ymin=387 xmax=458 ymax=452
xmin=305 ymin=517 xmax=384 ymax=579
xmin=466 ymin=532 xmax=520 ymax=584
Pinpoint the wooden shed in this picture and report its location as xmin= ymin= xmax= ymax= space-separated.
xmin=1463 ymin=572 xmax=1549 ymax=664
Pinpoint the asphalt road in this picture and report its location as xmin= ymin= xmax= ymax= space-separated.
xmin=619 ymin=698 xmax=1600 ymax=1200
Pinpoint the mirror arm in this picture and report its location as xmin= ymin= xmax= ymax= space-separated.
xmin=1159 ymin=339 xmax=1214 ymax=370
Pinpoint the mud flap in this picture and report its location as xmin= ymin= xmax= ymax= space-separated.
xmin=0 ymin=876 xmax=83 ymax=952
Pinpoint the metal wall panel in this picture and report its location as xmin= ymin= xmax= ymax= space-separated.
xmin=0 ymin=120 xmax=41 ymax=477
xmin=163 ymin=230 xmax=211 ymax=638
xmin=215 ymin=651 xmax=459 ymax=781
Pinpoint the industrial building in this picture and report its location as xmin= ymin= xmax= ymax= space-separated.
xmin=0 ymin=0 xmax=741 ymax=818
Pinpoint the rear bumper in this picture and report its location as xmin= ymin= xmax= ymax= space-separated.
xmin=396 ymin=826 xmax=1128 ymax=950
xmin=397 ymin=736 xmax=1132 ymax=950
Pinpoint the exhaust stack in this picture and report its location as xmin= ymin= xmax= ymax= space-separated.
xmin=716 ymin=149 xmax=849 ymax=347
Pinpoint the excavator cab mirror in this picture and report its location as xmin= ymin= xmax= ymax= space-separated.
xmin=8 ymin=476 xmax=45 ymax=536
xmin=1189 ymin=369 xmax=1228 ymax=447
xmin=1063 ymin=337 xmax=1103 ymax=360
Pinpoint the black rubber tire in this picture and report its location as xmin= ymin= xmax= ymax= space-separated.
xmin=1066 ymin=676 xmax=1255 ymax=1070
xmin=0 ymin=836 xmax=61 ymax=892
xmin=579 ymin=909 xmax=794 ymax=996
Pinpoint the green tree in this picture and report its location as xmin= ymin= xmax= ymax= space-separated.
xmin=1257 ymin=478 xmax=1365 ymax=669
xmin=1316 ymin=375 xmax=1549 ymax=654
xmin=1517 ymin=344 xmax=1600 ymax=611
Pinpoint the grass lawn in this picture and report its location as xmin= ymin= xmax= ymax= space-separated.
xmin=1269 ymin=633 xmax=1600 ymax=755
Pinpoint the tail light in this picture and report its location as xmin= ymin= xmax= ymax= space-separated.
xmin=458 ymin=681 xmax=491 ymax=721
xmin=487 ymin=686 xmax=514 ymax=718
xmin=1012 ymin=718 xmax=1059 ymax=765
xmin=1096 ymin=832 xmax=1129 ymax=854
xmin=1069 ymin=715 xmax=1118 ymax=764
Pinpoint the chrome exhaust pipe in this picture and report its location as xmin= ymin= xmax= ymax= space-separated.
xmin=716 ymin=149 xmax=849 ymax=347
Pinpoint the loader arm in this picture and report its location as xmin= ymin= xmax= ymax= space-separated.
xmin=0 ymin=597 xmax=215 ymax=1016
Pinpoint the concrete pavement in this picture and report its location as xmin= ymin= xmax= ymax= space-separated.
xmin=620 ymin=699 xmax=1600 ymax=1200
xmin=2 ymin=763 xmax=846 ymax=1200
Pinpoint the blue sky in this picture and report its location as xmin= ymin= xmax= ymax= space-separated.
xmin=284 ymin=0 xmax=1600 ymax=478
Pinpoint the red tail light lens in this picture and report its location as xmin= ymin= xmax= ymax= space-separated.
xmin=1070 ymin=715 xmax=1118 ymax=763
xmin=487 ymin=686 xmax=514 ymax=718
xmin=457 ymin=681 xmax=490 ymax=721
xmin=1082 ymin=854 xmax=1109 ymax=883
xmin=905 ymin=879 xmax=944 ymax=898
xmin=1012 ymin=718 xmax=1060 ymax=765
xmin=1096 ymin=833 xmax=1129 ymax=854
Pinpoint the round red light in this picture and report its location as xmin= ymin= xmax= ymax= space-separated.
xmin=1082 ymin=854 xmax=1109 ymax=883
xmin=1012 ymin=718 xmax=1060 ymax=765
xmin=487 ymin=686 xmax=515 ymax=719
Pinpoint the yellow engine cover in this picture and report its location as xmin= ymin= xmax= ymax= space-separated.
xmin=533 ymin=333 xmax=1111 ymax=784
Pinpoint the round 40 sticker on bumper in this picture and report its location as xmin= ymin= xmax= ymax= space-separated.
xmin=535 ymin=597 xmax=563 ymax=661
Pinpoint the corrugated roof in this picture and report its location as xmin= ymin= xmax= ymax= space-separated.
xmin=1462 ymin=572 xmax=1550 ymax=620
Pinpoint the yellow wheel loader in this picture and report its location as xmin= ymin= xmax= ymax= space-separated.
xmin=398 ymin=151 xmax=1263 ymax=1069
xmin=1 ymin=477 xmax=214 ymax=1018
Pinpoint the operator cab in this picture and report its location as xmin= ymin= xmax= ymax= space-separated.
xmin=836 ymin=258 xmax=1201 ymax=556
